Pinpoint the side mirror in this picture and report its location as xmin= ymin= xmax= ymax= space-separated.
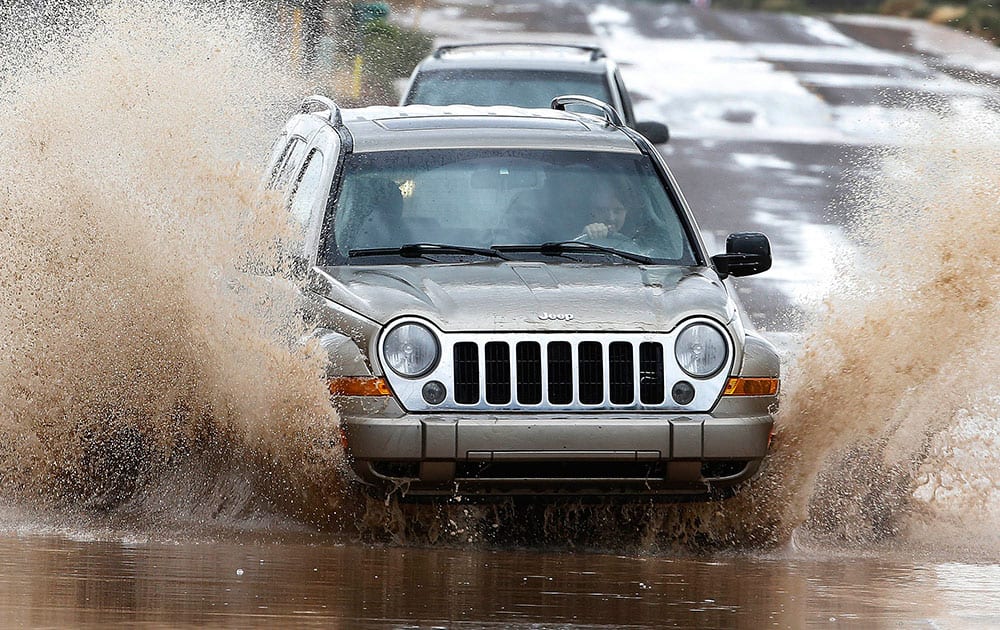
xmin=634 ymin=121 xmax=669 ymax=144
xmin=712 ymin=232 xmax=772 ymax=278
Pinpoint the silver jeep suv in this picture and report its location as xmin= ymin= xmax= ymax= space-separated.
xmin=266 ymin=94 xmax=779 ymax=499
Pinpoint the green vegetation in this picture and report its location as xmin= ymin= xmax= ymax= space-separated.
xmin=356 ymin=18 xmax=434 ymax=103
xmin=949 ymin=0 xmax=999 ymax=44
xmin=318 ymin=4 xmax=432 ymax=105
xmin=274 ymin=0 xmax=433 ymax=106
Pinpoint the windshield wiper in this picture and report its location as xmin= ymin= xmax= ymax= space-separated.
xmin=348 ymin=243 xmax=512 ymax=260
xmin=494 ymin=241 xmax=654 ymax=265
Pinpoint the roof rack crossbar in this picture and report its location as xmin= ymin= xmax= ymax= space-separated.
xmin=300 ymin=95 xmax=342 ymax=127
xmin=433 ymin=42 xmax=605 ymax=61
xmin=550 ymin=94 xmax=624 ymax=128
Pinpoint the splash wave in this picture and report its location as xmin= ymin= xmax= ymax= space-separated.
xmin=0 ymin=0 xmax=347 ymax=526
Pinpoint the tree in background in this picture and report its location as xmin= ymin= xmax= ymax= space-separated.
xmin=272 ymin=0 xmax=432 ymax=105
xmin=948 ymin=0 xmax=998 ymax=43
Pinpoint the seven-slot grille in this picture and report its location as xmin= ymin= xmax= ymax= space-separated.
xmin=452 ymin=339 xmax=671 ymax=407
xmin=380 ymin=327 xmax=733 ymax=413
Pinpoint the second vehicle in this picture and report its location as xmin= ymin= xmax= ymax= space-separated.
xmin=400 ymin=42 xmax=670 ymax=144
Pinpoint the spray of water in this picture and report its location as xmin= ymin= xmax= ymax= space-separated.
xmin=0 ymin=0 xmax=349 ymax=528
xmin=768 ymin=102 xmax=1000 ymax=554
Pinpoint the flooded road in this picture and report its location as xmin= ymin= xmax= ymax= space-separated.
xmin=4 ymin=529 xmax=1000 ymax=627
xmin=2 ymin=0 xmax=1000 ymax=626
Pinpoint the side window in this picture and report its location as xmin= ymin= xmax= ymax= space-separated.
xmin=271 ymin=137 xmax=308 ymax=191
xmin=288 ymin=149 xmax=325 ymax=229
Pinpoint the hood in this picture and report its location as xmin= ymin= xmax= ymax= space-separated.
xmin=308 ymin=262 xmax=738 ymax=333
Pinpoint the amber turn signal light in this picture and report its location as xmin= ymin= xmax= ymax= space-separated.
xmin=723 ymin=377 xmax=779 ymax=396
xmin=329 ymin=377 xmax=392 ymax=396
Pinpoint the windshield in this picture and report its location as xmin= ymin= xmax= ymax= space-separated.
xmin=321 ymin=149 xmax=698 ymax=265
xmin=406 ymin=69 xmax=613 ymax=109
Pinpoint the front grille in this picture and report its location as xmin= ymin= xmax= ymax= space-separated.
xmin=381 ymin=325 xmax=734 ymax=413
xmin=451 ymin=338 xmax=665 ymax=408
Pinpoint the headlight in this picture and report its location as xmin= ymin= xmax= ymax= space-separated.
xmin=382 ymin=323 xmax=440 ymax=377
xmin=675 ymin=323 xmax=728 ymax=378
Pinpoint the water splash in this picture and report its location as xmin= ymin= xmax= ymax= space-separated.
xmin=771 ymin=103 xmax=1000 ymax=554
xmin=0 ymin=0 xmax=347 ymax=526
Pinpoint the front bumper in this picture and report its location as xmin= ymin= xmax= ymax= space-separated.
xmin=341 ymin=411 xmax=773 ymax=498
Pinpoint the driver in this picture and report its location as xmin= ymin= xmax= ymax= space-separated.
xmin=581 ymin=187 xmax=630 ymax=240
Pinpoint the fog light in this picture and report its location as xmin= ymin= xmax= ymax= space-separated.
xmin=422 ymin=380 xmax=447 ymax=405
xmin=672 ymin=381 xmax=695 ymax=405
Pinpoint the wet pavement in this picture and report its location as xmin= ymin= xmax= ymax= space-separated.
xmin=4 ymin=530 xmax=1000 ymax=628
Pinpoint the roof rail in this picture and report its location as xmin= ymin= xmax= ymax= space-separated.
xmin=300 ymin=95 xmax=342 ymax=127
xmin=551 ymin=94 xmax=624 ymax=128
xmin=432 ymin=42 xmax=605 ymax=61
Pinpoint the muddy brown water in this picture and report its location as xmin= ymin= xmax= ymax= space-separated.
xmin=3 ymin=527 xmax=1000 ymax=628
xmin=2 ymin=1 xmax=1000 ymax=626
